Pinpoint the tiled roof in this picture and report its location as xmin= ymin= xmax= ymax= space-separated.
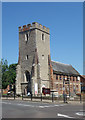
xmin=51 ymin=61 xmax=80 ymax=76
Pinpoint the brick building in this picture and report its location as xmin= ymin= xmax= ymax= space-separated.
xmin=51 ymin=61 xmax=81 ymax=96
xmin=16 ymin=22 xmax=81 ymax=96
xmin=80 ymin=75 xmax=85 ymax=93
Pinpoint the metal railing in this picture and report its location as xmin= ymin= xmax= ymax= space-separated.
xmin=2 ymin=93 xmax=83 ymax=103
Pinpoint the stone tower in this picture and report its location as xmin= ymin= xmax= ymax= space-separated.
xmin=16 ymin=22 xmax=51 ymax=95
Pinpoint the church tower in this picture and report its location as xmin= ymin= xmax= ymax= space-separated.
xmin=16 ymin=22 xmax=51 ymax=95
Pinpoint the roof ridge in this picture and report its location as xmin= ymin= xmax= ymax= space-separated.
xmin=51 ymin=60 xmax=71 ymax=66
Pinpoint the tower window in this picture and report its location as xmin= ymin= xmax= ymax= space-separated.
xmin=42 ymin=55 xmax=44 ymax=59
xmin=25 ymin=32 xmax=29 ymax=42
xmin=26 ymin=55 xmax=28 ymax=60
xmin=42 ymin=33 xmax=44 ymax=40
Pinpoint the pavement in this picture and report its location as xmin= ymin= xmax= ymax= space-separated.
xmin=1 ymin=97 xmax=84 ymax=105
xmin=1 ymin=99 xmax=85 ymax=119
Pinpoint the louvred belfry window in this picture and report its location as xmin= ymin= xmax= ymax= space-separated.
xmin=42 ymin=33 xmax=44 ymax=40
xmin=25 ymin=32 xmax=29 ymax=42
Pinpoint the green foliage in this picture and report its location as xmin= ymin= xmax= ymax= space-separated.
xmin=1 ymin=59 xmax=8 ymax=73
xmin=7 ymin=64 xmax=17 ymax=85
xmin=0 ymin=61 xmax=2 ymax=89
xmin=1 ymin=59 xmax=17 ymax=89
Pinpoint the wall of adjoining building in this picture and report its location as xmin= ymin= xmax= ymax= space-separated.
xmin=53 ymin=73 xmax=81 ymax=96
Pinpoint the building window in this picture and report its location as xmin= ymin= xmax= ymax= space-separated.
xmin=63 ymin=76 xmax=65 ymax=80
xmin=76 ymin=85 xmax=78 ymax=90
xmin=70 ymin=85 xmax=72 ymax=90
xmin=73 ymin=77 xmax=75 ymax=81
xmin=77 ymin=76 xmax=80 ymax=81
xmin=67 ymin=76 xmax=70 ymax=81
xmin=56 ymin=75 xmax=58 ymax=80
xmin=42 ymin=55 xmax=44 ymax=59
xmin=25 ymin=32 xmax=29 ymax=42
xmin=70 ymin=76 xmax=72 ymax=81
xmin=56 ymin=84 xmax=58 ymax=91
xmin=26 ymin=55 xmax=28 ymax=60
xmin=59 ymin=75 xmax=62 ymax=80
xmin=60 ymin=84 xmax=62 ymax=90
xmin=42 ymin=33 xmax=44 ymax=40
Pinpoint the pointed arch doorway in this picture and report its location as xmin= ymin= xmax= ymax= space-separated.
xmin=24 ymin=70 xmax=31 ymax=95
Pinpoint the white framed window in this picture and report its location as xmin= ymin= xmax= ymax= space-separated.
xmin=77 ymin=76 xmax=80 ymax=81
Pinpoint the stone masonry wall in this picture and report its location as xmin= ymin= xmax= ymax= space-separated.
xmin=16 ymin=22 xmax=50 ymax=95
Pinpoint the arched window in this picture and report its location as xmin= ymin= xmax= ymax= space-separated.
xmin=25 ymin=71 xmax=30 ymax=82
xmin=26 ymin=55 xmax=28 ymax=60
xmin=42 ymin=33 xmax=44 ymax=40
xmin=25 ymin=32 xmax=29 ymax=42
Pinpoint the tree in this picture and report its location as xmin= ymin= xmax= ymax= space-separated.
xmin=0 ymin=61 xmax=2 ymax=89
xmin=1 ymin=59 xmax=8 ymax=73
xmin=1 ymin=59 xmax=17 ymax=89
xmin=8 ymin=64 xmax=17 ymax=85
xmin=1 ymin=59 xmax=8 ymax=89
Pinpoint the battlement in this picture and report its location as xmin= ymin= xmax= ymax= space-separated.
xmin=18 ymin=22 xmax=49 ymax=33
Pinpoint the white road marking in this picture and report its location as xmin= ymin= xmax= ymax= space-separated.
xmin=57 ymin=113 xmax=74 ymax=118
xmin=54 ymin=105 xmax=59 ymax=106
xmin=54 ymin=104 xmax=65 ymax=106
xmin=17 ymin=103 xmax=32 ymax=107
xmin=39 ymin=104 xmax=66 ymax=108
xmin=76 ymin=112 xmax=85 ymax=116
xmin=39 ymin=106 xmax=45 ymax=108
xmin=2 ymin=101 xmax=66 ymax=108
xmin=2 ymin=102 xmax=11 ymax=104
xmin=2 ymin=102 xmax=35 ymax=107
xmin=39 ymin=106 xmax=49 ymax=108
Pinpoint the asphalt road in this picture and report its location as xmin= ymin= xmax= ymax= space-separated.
xmin=1 ymin=99 xmax=85 ymax=119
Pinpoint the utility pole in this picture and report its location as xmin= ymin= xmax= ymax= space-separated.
xmin=63 ymin=76 xmax=65 ymax=103
xmin=14 ymin=80 xmax=16 ymax=100
xmin=69 ymin=76 xmax=70 ymax=97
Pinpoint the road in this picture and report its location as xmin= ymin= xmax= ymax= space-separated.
xmin=1 ymin=99 xmax=85 ymax=119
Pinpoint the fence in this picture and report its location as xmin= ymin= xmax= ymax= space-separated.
xmin=2 ymin=93 xmax=84 ymax=103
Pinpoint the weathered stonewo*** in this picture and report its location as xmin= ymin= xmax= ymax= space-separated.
xmin=16 ymin=22 xmax=51 ymax=95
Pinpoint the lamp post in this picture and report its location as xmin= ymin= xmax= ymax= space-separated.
xmin=63 ymin=76 xmax=65 ymax=103
xmin=14 ymin=80 xmax=16 ymax=99
xmin=69 ymin=76 xmax=70 ymax=97
xmin=80 ymin=82 xmax=82 ymax=94
xmin=73 ymin=85 xmax=76 ymax=94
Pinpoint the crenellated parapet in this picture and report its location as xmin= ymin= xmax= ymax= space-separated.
xmin=18 ymin=22 xmax=49 ymax=33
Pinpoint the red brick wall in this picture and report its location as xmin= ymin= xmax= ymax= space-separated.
xmin=53 ymin=74 xmax=81 ymax=96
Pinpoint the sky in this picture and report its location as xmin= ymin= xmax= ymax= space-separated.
xmin=83 ymin=2 xmax=85 ymax=75
xmin=2 ymin=2 xmax=83 ymax=74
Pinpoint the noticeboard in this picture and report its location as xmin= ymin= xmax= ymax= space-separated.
xmin=42 ymin=88 xmax=50 ymax=95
